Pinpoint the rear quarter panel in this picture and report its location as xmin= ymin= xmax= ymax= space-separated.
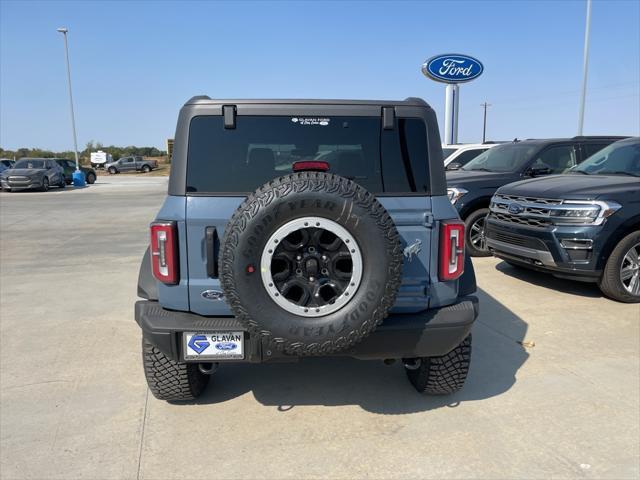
xmin=155 ymin=195 xmax=190 ymax=311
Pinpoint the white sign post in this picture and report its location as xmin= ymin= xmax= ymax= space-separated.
xmin=444 ymin=84 xmax=460 ymax=145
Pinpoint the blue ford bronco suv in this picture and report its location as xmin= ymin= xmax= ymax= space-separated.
xmin=135 ymin=97 xmax=479 ymax=401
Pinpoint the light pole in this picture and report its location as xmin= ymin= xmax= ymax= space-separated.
xmin=57 ymin=27 xmax=85 ymax=186
xmin=481 ymin=102 xmax=492 ymax=143
xmin=577 ymin=0 xmax=592 ymax=135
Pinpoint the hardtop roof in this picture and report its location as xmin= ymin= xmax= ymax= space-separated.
xmin=184 ymin=95 xmax=432 ymax=109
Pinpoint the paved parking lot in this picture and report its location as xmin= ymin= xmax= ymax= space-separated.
xmin=1 ymin=176 xmax=638 ymax=480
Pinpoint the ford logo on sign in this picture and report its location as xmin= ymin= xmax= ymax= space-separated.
xmin=422 ymin=54 xmax=484 ymax=84
xmin=216 ymin=342 xmax=238 ymax=351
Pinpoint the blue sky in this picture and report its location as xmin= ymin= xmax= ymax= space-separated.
xmin=1 ymin=0 xmax=639 ymax=151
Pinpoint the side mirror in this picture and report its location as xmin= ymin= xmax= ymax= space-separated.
xmin=446 ymin=162 xmax=462 ymax=171
xmin=527 ymin=166 xmax=552 ymax=177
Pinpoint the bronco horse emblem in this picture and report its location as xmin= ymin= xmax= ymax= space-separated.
xmin=403 ymin=239 xmax=423 ymax=262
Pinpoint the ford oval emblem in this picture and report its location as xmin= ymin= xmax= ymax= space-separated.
xmin=421 ymin=54 xmax=484 ymax=84
xmin=508 ymin=203 xmax=525 ymax=215
xmin=201 ymin=289 xmax=225 ymax=301
xmin=215 ymin=342 xmax=237 ymax=351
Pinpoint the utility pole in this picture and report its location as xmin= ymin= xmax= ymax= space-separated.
xmin=481 ymin=102 xmax=492 ymax=143
xmin=578 ymin=0 xmax=592 ymax=135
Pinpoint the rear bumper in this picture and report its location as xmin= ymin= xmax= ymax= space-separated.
xmin=135 ymin=297 xmax=478 ymax=363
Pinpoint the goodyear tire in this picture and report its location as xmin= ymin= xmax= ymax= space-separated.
xmin=219 ymin=172 xmax=403 ymax=355
xmin=405 ymin=335 xmax=472 ymax=395
xmin=142 ymin=338 xmax=209 ymax=401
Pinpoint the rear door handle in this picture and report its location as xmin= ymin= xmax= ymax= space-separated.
xmin=205 ymin=227 xmax=220 ymax=278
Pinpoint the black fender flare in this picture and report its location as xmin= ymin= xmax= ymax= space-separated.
xmin=137 ymin=247 xmax=158 ymax=300
xmin=458 ymin=254 xmax=477 ymax=297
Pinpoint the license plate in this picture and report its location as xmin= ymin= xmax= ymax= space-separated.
xmin=183 ymin=331 xmax=244 ymax=360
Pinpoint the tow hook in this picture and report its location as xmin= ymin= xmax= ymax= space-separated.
xmin=198 ymin=363 xmax=219 ymax=375
xmin=403 ymin=358 xmax=422 ymax=371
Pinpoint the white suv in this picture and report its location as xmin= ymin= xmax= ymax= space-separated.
xmin=442 ymin=143 xmax=499 ymax=170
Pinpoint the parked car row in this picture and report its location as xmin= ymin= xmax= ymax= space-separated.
xmin=0 ymin=154 xmax=158 ymax=191
xmin=0 ymin=157 xmax=97 ymax=191
xmin=446 ymin=136 xmax=640 ymax=303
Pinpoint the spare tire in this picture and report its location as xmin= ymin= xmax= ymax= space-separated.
xmin=219 ymin=172 xmax=403 ymax=355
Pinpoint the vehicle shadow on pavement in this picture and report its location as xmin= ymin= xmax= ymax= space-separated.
xmin=495 ymin=260 xmax=603 ymax=299
xmin=190 ymin=288 xmax=529 ymax=414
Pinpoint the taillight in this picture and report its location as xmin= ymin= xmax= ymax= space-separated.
xmin=150 ymin=221 xmax=179 ymax=284
xmin=439 ymin=220 xmax=465 ymax=281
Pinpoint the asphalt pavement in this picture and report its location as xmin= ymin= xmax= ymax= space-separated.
xmin=1 ymin=176 xmax=638 ymax=480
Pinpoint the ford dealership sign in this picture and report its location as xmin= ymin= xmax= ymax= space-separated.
xmin=422 ymin=54 xmax=484 ymax=84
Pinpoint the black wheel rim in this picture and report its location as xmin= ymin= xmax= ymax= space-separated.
xmin=261 ymin=217 xmax=362 ymax=317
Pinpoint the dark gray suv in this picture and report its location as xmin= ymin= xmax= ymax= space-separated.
xmin=486 ymin=137 xmax=640 ymax=303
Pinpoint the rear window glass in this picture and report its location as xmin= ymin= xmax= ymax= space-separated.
xmin=186 ymin=115 xmax=430 ymax=194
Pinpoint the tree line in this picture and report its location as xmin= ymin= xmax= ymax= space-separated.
xmin=0 ymin=140 xmax=167 ymax=163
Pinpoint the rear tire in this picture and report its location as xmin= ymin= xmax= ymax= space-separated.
xmin=599 ymin=230 xmax=640 ymax=303
xmin=86 ymin=172 xmax=96 ymax=184
xmin=405 ymin=335 xmax=472 ymax=395
xmin=59 ymin=176 xmax=66 ymax=188
xmin=142 ymin=338 xmax=209 ymax=401
xmin=465 ymin=209 xmax=491 ymax=257
xmin=142 ymin=165 xmax=151 ymax=173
